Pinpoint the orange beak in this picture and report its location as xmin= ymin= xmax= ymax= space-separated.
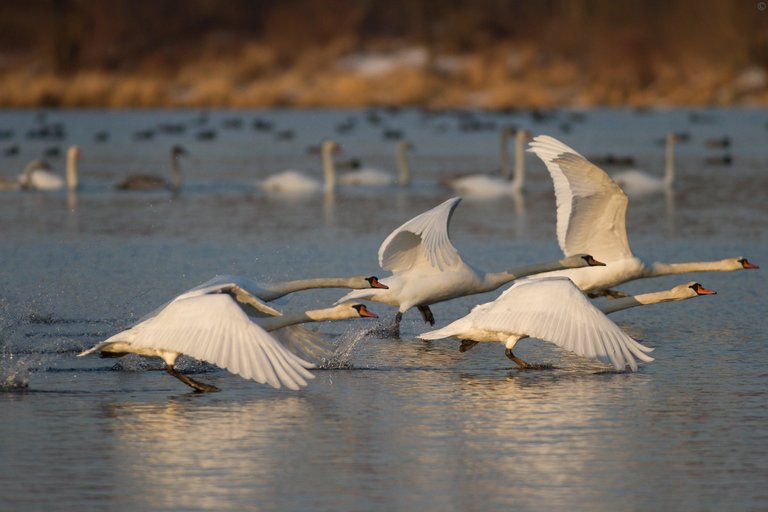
xmin=695 ymin=285 xmax=717 ymax=295
xmin=369 ymin=278 xmax=389 ymax=289
xmin=742 ymin=259 xmax=760 ymax=269
xmin=357 ymin=305 xmax=378 ymax=318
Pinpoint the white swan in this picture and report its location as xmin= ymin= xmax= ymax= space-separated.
xmin=336 ymin=196 xmax=605 ymax=332
xmin=527 ymin=135 xmax=759 ymax=296
xmin=78 ymin=280 xmax=379 ymax=392
xmin=446 ymin=128 xmax=529 ymax=198
xmin=611 ymin=133 xmax=678 ymax=196
xmin=18 ymin=146 xmax=80 ymax=191
xmin=418 ymin=277 xmax=654 ymax=372
xmin=339 ymin=140 xmax=413 ymax=187
xmin=259 ymin=139 xmax=339 ymax=194
xmin=116 ymin=145 xmax=186 ymax=192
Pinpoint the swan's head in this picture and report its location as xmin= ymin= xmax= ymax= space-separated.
xmin=563 ymin=254 xmax=606 ymax=268
xmin=68 ymin=146 xmax=81 ymax=161
xmin=321 ymin=139 xmax=341 ymax=155
xmin=365 ymin=276 xmax=389 ymax=289
xmin=319 ymin=302 xmax=378 ymax=320
xmin=736 ymin=257 xmax=759 ymax=269
xmin=668 ymin=282 xmax=717 ymax=299
xmin=397 ymin=140 xmax=415 ymax=152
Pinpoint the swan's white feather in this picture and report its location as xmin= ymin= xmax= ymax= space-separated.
xmin=258 ymin=170 xmax=322 ymax=194
xmin=528 ymin=136 xmax=632 ymax=262
xmin=419 ymin=277 xmax=653 ymax=371
xmin=85 ymin=294 xmax=314 ymax=390
xmin=378 ymin=196 xmax=463 ymax=273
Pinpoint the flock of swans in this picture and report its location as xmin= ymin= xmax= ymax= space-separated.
xmin=70 ymin=133 xmax=757 ymax=393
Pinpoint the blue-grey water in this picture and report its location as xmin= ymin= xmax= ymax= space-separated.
xmin=1 ymin=108 xmax=767 ymax=511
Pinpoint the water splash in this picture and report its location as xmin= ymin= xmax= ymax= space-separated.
xmin=0 ymin=348 xmax=32 ymax=389
xmin=320 ymin=328 xmax=369 ymax=369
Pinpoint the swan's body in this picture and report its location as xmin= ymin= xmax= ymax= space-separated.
xmin=611 ymin=133 xmax=677 ymax=196
xmin=447 ymin=129 xmax=528 ymax=198
xmin=78 ymin=278 xmax=378 ymax=392
xmin=337 ymin=196 xmax=604 ymax=329
xmin=527 ymin=135 xmax=758 ymax=295
xmin=339 ymin=140 xmax=413 ymax=187
xmin=418 ymin=277 xmax=654 ymax=372
xmin=259 ymin=139 xmax=339 ymax=194
xmin=116 ymin=145 xmax=186 ymax=191
xmin=18 ymin=146 xmax=80 ymax=191
xmin=0 ymin=176 xmax=20 ymax=191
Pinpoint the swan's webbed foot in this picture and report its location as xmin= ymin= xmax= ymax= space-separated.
xmin=166 ymin=365 xmax=220 ymax=393
xmin=588 ymin=289 xmax=629 ymax=299
xmin=504 ymin=349 xmax=553 ymax=370
xmin=459 ymin=340 xmax=479 ymax=352
xmin=417 ymin=305 xmax=435 ymax=325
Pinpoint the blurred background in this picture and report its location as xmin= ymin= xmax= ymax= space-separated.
xmin=1 ymin=0 xmax=766 ymax=108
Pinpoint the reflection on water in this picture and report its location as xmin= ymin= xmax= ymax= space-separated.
xmin=1 ymin=108 xmax=767 ymax=511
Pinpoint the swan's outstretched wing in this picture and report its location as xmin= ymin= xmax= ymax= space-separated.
xmin=99 ymin=294 xmax=315 ymax=390
xmin=528 ymin=136 xmax=633 ymax=262
xmin=423 ymin=277 xmax=653 ymax=371
xmin=378 ymin=196 xmax=463 ymax=273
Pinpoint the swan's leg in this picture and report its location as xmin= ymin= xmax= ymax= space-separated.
xmin=417 ymin=305 xmax=435 ymax=325
xmin=459 ymin=340 xmax=479 ymax=352
xmin=166 ymin=365 xmax=220 ymax=393
xmin=504 ymin=349 xmax=552 ymax=370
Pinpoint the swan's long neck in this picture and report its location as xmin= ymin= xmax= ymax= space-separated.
xmin=647 ymin=259 xmax=736 ymax=277
xmin=599 ymin=290 xmax=686 ymax=315
xmin=481 ymin=259 xmax=577 ymax=291
xmin=255 ymin=307 xmax=347 ymax=331
xmin=171 ymin=155 xmax=182 ymax=191
xmin=255 ymin=312 xmax=313 ymax=331
xmin=511 ymin=131 xmax=526 ymax=189
xmin=66 ymin=150 xmax=78 ymax=191
xmin=322 ymin=146 xmax=336 ymax=193
xmin=499 ymin=129 xmax=511 ymax=179
xmin=260 ymin=277 xmax=366 ymax=302
xmin=396 ymin=143 xmax=411 ymax=187
xmin=664 ymin=134 xmax=675 ymax=187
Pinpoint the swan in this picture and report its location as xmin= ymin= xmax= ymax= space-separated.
xmin=78 ymin=280 xmax=379 ymax=392
xmin=445 ymin=128 xmax=529 ymax=198
xmin=336 ymin=196 xmax=605 ymax=333
xmin=527 ymin=135 xmax=759 ymax=296
xmin=338 ymin=140 xmax=413 ymax=187
xmin=611 ymin=133 xmax=678 ymax=196
xmin=452 ymin=281 xmax=717 ymax=361
xmin=17 ymin=146 xmax=80 ymax=191
xmin=418 ymin=277 xmax=654 ymax=372
xmin=258 ymin=139 xmax=339 ymax=194
xmin=115 ymin=145 xmax=187 ymax=191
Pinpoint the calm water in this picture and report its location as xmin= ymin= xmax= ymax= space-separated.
xmin=1 ymin=108 xmax=767 ymax=511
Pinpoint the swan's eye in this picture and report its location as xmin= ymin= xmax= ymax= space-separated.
xmin=689 ymin=283 xmax=700 ymax=291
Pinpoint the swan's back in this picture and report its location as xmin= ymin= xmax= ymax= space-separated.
xmin=20 ymin=168 xmax=64 ymax=190
xmin=259 ymin=170 xmax=321 ymax=194
xmin=339 ymin=167 xmax=392 ymax=186
xmin=448 ymin=174 xmax=518 ymax=198
xmin=611 ymin=169 xmax=664 ymax=195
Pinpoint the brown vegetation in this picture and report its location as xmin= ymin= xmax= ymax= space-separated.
xmin=0 ymin=0 xmax=766 ymax=108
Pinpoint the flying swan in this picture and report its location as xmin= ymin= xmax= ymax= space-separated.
xmin=337 ymin=196 xmax=605 ymax=333
xmin=418 ymin=277 xmax=654 ymax=371
xmin=527 ymin=135 xmax=758 ymax=296
xmin=79 ymin=280 xmax=379 ymax=392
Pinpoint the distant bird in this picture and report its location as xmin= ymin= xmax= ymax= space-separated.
xmin=258 ymin=139 xmax=340 ymax=195
xmin=133 ymin=129 xmax=155 ymax=141
xmin=78 ymin=285 xmax=378 ymax=393
xmin=18 ymin=146 xmax=80 ymax=191
xmin=275 ymin=129 xmax=295 ymax=141
xmin=704 ymin=154 xmax=733 ymax=166
xmin=528 ymin=135 xmax=759 ymax=297
xmin=93 ymin=131 xmax=110 ymax=143
xmin=196 ymin=129 xmax=217 ymax=141
xmin=3 ymin=144 xmax=19 ymax=156
xmin=337 ymin=196 xmax=605 ymax=334
xmin=419 ymin=277 xmax=654 ymax=372
xmin=445 ymin=128 xmax=529 ymax=197
xmin=115 ymin=145 xmax=187 ymax=192
xmin=705 ymin=136 xmax=731 ymax=149
xmin=611 ymin=133 xmax=678 ymax=197
xmin=338 ymin=140 xmax=413 ymax=187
